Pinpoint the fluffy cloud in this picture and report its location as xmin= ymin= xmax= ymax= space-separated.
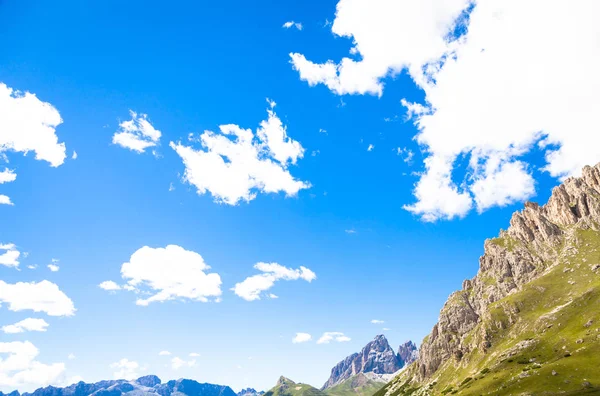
xmin=102 ymin=245 xmax=222 ymax=306
xmin=2 ymin=318 xmax=49 ymax=334
xmin=112 ymin=111 xmax=161 ymax=153
xmin=292 ymin=333 xmax=312 ymax=344
xmin=232 ymin=262 xmax=316 ymax=301
xmin=0 ymin=169 xmax=16 ymax=184
xmin=109 ymin=358 xmax=140 ymax=380
xmin=0 ymin=243 xmax=20 ymax=268
xmin=0 ymin=83 xmax=66 ymax=167
xmin=47 ymin=259 xmax=60 ymax=272
xmin=282 ymin=21 xmax=303 ymax=30
xmin=0 ymin=341 xmax=66 ymax=392
xmin=370 ymin=319 xmax=384 ymax=324
xmin=158 ymin=351 xmax=171 ymax=356
xmin=292 ymin=0 xmax=600 ymax=221
xmin=189 ymin=352 xmax=200 ymax=357
xmin=98 ymin=280 xmax=121 ymax=291
xmin=317 ymin=332 xmax=351 ymax=344
xmin=171 ymin=357 xmax=196 ymax=370
xmin=0 ymin=280 xmax=76 ymax=316
xmin=0 ymin=83 xmax=66 ymax=206
xmin=170 ymin=102 xmax=309 ymax=205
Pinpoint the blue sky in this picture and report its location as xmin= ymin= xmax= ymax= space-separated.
xmin=2 ymin=0 xmax=600 ymax=393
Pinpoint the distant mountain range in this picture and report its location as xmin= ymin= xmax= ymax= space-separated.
xmin=1 ymin=335 xmax=416 ymax=396
xmin=0 ymin=377 xmax=236 ymax=396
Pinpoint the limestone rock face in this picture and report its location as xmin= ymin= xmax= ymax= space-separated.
xmin=415 ymin=163 xmax=600 ymax=379
xmin=321 ymin=335 xmax=403 ymax=390
xmin=397 ymin=341 xmax=418 ymax=366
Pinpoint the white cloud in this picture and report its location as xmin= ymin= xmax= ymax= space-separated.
xmin=67 ymin=353 xmax=75 ymax=360
xmin=110 ymin=358 xmax=140 ymax=380
xmin=367 ymin=144 xmax=374 ymax=152
xmin=98 ymin=280 xmax=121 ymax=291
xmin=0 ymin=83 xmax=66 ymax=167
xmin=0 ymin=341 xmax=66 ymax=392
xmin=0 ymin=243 xmax=20 ymax=268
xmin=0 ymin=169 xmax=16 ymax=184
xmin=382 ymin=328 xmax=391 ymax=331
xmin=317 ymin=332 xmax=351 ymax=344
xmin=292 ymin=333 xmax=312 ymax=344
xmin=189 ymin=352 xmax=200 ymax=357
xmin=171 ymin=357 xmax=196 ymax=370
xmin=2 ymin=318 xmax=49 ymax=334
xmin=293 ymin=0 xmax=600 ymax=221
xmin=105 ymin=245 xmax=222 ymax=306
xmin=47 ymin=264 xmax=60 ymax=272
xmin=0 ymin=280 xmax=75 ymax=317
xmin=370 ymin=319 xmax=384 ymax=324
xmin=232 ymin=262 xmax=316 ymax=301
xmin=267 ymin=293 xmax=279 ymax=299
xmin=158 ymin=351 xmax=171 ymax=356
xmin=71 ymin=151 xmax=77 ymax=160
xmin=397 ymin=148 xmax=414 ymax=164
xmin=170 ymin=102 xmax=309 ymax=205
xmin=27 ymin=265 xmax=37 ymax=270
xmin=112 ymin=111 xmax=161 ymax=153
xmin=0 ymin=195 xmax=13 ymax=206
xmin=282 ymin=21 xmax=303 ymax=30
xmin=344 ymin=229 xmax=356 ymax=234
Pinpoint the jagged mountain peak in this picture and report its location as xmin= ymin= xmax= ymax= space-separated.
xmin=321 ymin=335 xmax=408 ymax=390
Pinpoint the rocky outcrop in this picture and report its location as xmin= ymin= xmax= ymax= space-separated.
xmin=3 ymin=377 xmax=236 ymax=396
xmin=414 ymin=163 xmax=600 ymax=379
xmin=321 ymin=335 xmax=404 ymax=390
xmin=396 ymin=341 xmax=418 ymax=366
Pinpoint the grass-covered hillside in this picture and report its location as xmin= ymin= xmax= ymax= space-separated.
xmin=263 ymin=377 xmax=326 ymax=396
xmin=323 ymin=373 xmax=388 ymax=396
xmin=377 ymin=227 xmax=600 ymax=395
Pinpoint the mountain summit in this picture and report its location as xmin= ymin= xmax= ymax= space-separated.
xmin=321 ymin=335 xmax=416 ymax=390
xmin=378 ymin=163 xmax=600 ymax=394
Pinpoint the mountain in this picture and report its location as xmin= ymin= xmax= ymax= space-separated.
xmin=377 ymin=163 xmax=600 ymax=395
xmin=321 ymin=335 xmax=417 ymax=392
xmin=237 ymin=389 xmax=264 ymax=396
xmin=263 ymin=377 xmax=324 ymax=396
xmin=1 ymin=377 xmax=237 ymax=396
xmin=396 ymin=342 xmax=418 ymax=367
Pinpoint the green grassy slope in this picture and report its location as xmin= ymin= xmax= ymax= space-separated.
xmin=378 ymin=228 xmax=600 ymax=395
xmin=323 ymin=373 xmax=386 ymax=396
xmin=264 ymin=377 xmax=326 ymax=396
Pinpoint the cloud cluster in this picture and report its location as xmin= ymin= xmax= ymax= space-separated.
xmin=0 ymin=243 xmax=20 ymax=268
xmin=292 ymin=0 xmax=600 ymax=221
xmin=2 ymin=318 xmax=49 ymax=334
xmin=0 ymin=341 xmax=66 ymax=392
xmin=171 ymin=357 xmax=196 ymax=370
xmin=232 ymin=262 xmax=316 ymax=301
xmin=0 ymin=280 xmax=75 ymax=316
xmin=170 ymin=102 xmax=309 ymax=205
xmin=101 ymin=245 xmax=222 ymax=306
xmin=316 ymin=332 xmax=351 ymax=344
xmin=112 ymin=111 xmax=161 ymax=153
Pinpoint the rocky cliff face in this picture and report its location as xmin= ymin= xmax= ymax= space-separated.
xmin=237 ymin=389 xmax=264 ymax=396
xmin=321 ymin=335 xmax=404 ymax=390
xmin=415 ymin=164 xmax=600 ymax=380
xmin=378 ymin=163 xmax=600 ymax=395
xmin=1 ymin=377 xmax=237 ymax=396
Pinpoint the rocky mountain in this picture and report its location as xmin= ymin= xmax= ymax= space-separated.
xmin=1 ymin=377 xmax=237 ymax=396
xmin=321 ymin=335 xmax=417 ymax=390
xmin=377 ymin=163 xmax=600 ymax=395
xmin=396 ymin=342 xmax=418 ymax=367
xmin=237 ymin=389 xmax=264 ymax=396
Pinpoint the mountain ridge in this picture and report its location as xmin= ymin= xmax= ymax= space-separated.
xmin=378 ymin=163 xmax=600 ymax=394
